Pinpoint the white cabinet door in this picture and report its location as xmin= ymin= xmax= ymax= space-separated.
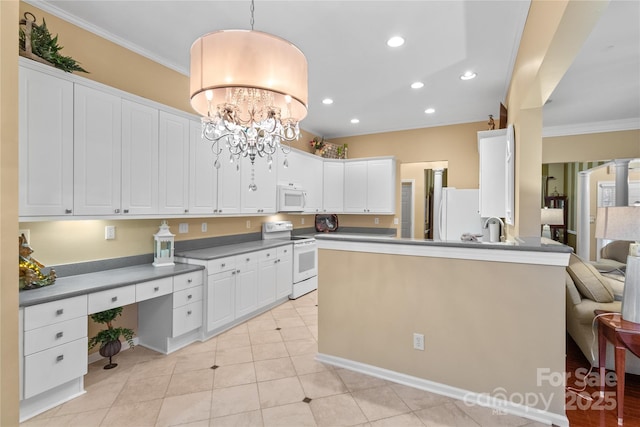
xmin=241 ymin=154 xmax=277 ymax=214
xmin=189 ymin=120 xmax=218 ymax=214
xmin=235 ymin=255 xmax=258 ymax=318
xmin=207 ymin=270 xmax=236 ymax=331
xmin=74 ymin=84 xmax=122 ymax=215
xmin=300 ymin=153 xmax=323 ymax=213
xmin=159 ymin=111 xmax=190 ymax=214
xmin=367 ymin=158 xmax=395 ymax=213
xmin=276 ymin=245 xmax=293 ymax=299
xmin=344 ymin=160 xmax=368 ymax=213
xmin=19 ymin=67 xmax=74 ymax=217
xmin=478 ymin=129 xmax=508 ymax=218
xmin=258 ymin=258 xmax=277 ymax=307
xmin=121 ymin=100 xmax=159 ymax=215
xmin=323 ymin=160 xmax=344 ymax=213
xmin=217 ymin=156 xmax=242 ymax=214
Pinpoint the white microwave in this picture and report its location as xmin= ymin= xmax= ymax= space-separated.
xmin=278 ymin=184 xmax=306 ymax=212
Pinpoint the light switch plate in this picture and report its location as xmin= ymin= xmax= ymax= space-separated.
xmin=105 ymin=226 xmax=116 ymax=240
xmin=179 ymin=223 xmax=189 ymax=233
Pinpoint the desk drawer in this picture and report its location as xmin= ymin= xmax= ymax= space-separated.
xmin=24 ymin=338 xmax=88 ymax=399
xmin=172 ymin=301 xmax=202 ymax=337
xmin=87 ymin=285 xmax=135 ymax=314
xmin=173 ymin=285 xmax=203 ymax=309
xmin=173 ymin=271 xmax=203 ymax=292
xmin=207 ymin=256 xmax=236 ymax=275
xmin=24 ymin=316 xmax=87 ymax=356
xmin=24 ymin=295 xmax=87 ymax=331
xmin=136 ymin=277 xmax=173 ymax=302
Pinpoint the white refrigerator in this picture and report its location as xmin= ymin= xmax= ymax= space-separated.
xmin=439 ymin=188 xmax=482 ymax=241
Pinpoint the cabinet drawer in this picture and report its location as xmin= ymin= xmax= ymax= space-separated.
xmin=237 ymin=253 xmax=258 ymax=268
xmin=87 ymin=285 xmax=136 ymax=314
xmin=277 ymin=245 xmax=292 ymax=258
xmin=258 ymin=249 xmax=276 ymax=262
xmin=173 ymin=285 xmax=203 ymax=308
xmin=24 ymin=295 xmax=87 ymax=331
xmin=173 ymin=271 xmax=203 ymax=292
xmin=24 ymin=316 xmax=87 ymax=356
xmin=136 ymin=277 xmax=172 ymax=302
xmin=207 ymin=256 xmax=236 ymax=275
xmin=172 ymin=301 xmax=202 ymax=337
xmin=24 ymin=337 xmax=88 ymax=399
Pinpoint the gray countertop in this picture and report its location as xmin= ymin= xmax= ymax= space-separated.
xmin=19 ymin=263 xmax=204 ymax=307
xmin=175 ymin=239 xmax=292 ymax=261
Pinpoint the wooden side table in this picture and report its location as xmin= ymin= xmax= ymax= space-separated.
xmin=596 ymin=311 xmax=640 ymax=425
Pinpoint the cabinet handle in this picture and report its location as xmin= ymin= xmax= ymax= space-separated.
xmin=187 ymin=310 xmax=192 ymax=315
xmin=55 ymin=332 xmax=64 ymax=339
xmin=114 ymin=208 xmax=120 ymax=213
xmin=111 ymin=296 xmax=118 ymax=302
xmin=232 ymin=271 xmax=236 ymax=275
xmin=123 ymin=209 xmax=129 ymax=213
xmin=187 ymin=278 xmax=193 ymax=283
xmin=236 ymin=269 xmax=241 ymax=274
xmin=266 ymin=253 xmax=270 ymax=257
xmin=56 ymin=355 xmax=64 ymax=362
xmin=65 ymin=209 xmax=72 ymax=214
xmin=246 ymin=257 xmax=250 ymax=262
xmin=184 ymin=209 xmax=189 ymax=213
xmin=221 ymin=263 xmax=226 ymax=268
xmin=187 ymin=294 xmax=192 ymax=299
xmin=56 ymin=309 xmax=64 ymax=316
xmin=154 ymin=286 xmax=159 ymax=291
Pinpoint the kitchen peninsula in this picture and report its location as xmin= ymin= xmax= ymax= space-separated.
xmin=315 ymin=234 xmax=572 ymax=427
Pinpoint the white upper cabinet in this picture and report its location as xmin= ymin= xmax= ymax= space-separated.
xmin=121 ymin=100 xmax=159 ymax=215
xmin=241 ymin=154 xmax=277 ymax=214
xmin=217 ymin=155 xmax=242 ymax=214
xmin=159 ymin=111 xmax=190 ymax=214
xmin=323 ymin=160 xmax=344 ymax=213
xmin=478 ymin=127 xmax=514 ymax=222
xmin=344 ymin=158 xmax=395 ymax=214
xmin=73 ymin=84 xmax=122 ymax=216
xmin=19 ymin=66 xmax=74 ymax=216
xmin=276 ymin=149 xmax=323 ymax=213
xmin=189 ymin=121 xmax=218 ymax=214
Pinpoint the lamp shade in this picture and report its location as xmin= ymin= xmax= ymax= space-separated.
xmin=190 ymin=30 xmax=308 ymax=121
xmin=541 ymin=208 xmax=564 ymax=225
xmin=595 ymin=206 xmax=640 ymax=241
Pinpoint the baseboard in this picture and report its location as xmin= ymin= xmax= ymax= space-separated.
xmin=316 ymin=353 xmax=569 ymax=427
xmin=87 ymin=337 xmax=139 ymax=365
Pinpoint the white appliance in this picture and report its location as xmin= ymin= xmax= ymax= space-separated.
xmin=277 ymin=184 xmax=306 ymax=212
xmin=439 ymin=188 xmax=483 ymax=241
xmin=262 ymin=221 xmax=318 ymax=299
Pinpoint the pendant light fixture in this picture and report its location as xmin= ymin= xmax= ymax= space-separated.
xmin=189 ymin=0 xmax=308 ymax=191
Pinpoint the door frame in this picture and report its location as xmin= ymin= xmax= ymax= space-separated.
xmin=401 ymin=179 xmax=415 ymax=238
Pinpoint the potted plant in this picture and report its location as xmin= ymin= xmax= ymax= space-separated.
xmin=88 ymin=307 xmax=134 ymax=369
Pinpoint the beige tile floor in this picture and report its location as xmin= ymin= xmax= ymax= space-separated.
xmin=22 ymin=291 xmax=548 ymax=427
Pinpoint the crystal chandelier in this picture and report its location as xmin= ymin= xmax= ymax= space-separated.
xmin=189 ymin=1 xmax=308 ymax=191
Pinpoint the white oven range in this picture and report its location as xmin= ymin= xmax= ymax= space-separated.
xmin=262 ymin=221 xmax=318 ymax=299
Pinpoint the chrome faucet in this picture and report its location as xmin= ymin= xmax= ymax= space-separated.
xmin=483 ymin=217 xmax=505 ymax=242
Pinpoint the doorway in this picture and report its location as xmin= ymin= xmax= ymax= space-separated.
xmin=401 ymin=181 xmax=414 ymax=238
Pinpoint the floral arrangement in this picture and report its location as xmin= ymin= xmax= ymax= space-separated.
xmin=310 ymin=137 xmax=325 ymax=151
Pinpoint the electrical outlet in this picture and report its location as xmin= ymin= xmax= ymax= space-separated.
xmin=201 ymin=222 xmax=208 ymax=233
xmin=394 ymin=218 xmax=399 ymax=225
xmin=246 ymin=220 xmax=251 ymax=229
xmin=19 ymin=229 xmax=31 ymax=244
xmin=179 ymin=223 xmax=188 ymax=233
xmin=301 ymin=218 xmax=305 ymax=225
xmin=105 ymin=226 xmax=116 ymax=240
xmin=413 ymin=333 xmax=425 ymax=351
xmin=374 ymin=217 xmax=380 ymax=225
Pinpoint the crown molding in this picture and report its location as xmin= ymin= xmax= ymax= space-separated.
xmin=543 ymin=118 xmax=640 ymax=138
xmin=22 ymin=0 xmax=189 ymax=76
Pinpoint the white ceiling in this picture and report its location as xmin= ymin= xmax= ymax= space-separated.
xmin=27 ymin=0 xmax=639 ymax=139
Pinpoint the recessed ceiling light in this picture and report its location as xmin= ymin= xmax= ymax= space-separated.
xmin=387 ymin=36 xmax=405 ymax=48
xmin=322 ymin=98 xmax=333 ymax=105
xmin=425 ymin=108 xmax=435 ymax=114
xmin=351 ymin=118 xmax=360 ymax=124
xmin=460 ymin=71 xmax=477 ymax=80
xmin=411 ymin=82 xmax=424 ymax=89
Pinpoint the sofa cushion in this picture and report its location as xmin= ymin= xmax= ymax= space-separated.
xmin=567 ymin=254 xmax=615 ymax=303
xmin=566 ymin=272 xmax=582 ymax=306
xmin=569 ymin=297 xmax=621 ymax=326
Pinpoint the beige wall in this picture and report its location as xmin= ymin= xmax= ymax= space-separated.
xmin=1 ymin=1 xmax=20 ymax=425
xmin=543 ymin=129 xmax=640 ymax=164
xmin=318 ymin=248 xmax=567 ymax=417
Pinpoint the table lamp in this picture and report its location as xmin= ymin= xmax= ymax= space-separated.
xmin=595 ymin=206 xmax=640 ymax=323
xmin=541 ymin=208 xmax=564 ymax=239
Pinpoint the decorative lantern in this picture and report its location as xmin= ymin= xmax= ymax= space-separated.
xmin=153 ymin=221 xmax=175 ymax=267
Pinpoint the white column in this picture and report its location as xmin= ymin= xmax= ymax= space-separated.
xmin=614 ymin=159 xmax=630 ymax=206
xmin=432 ymin=169 xmax=444 ymax=241
xmin=577 ymin=171 xmax=590 ymax=259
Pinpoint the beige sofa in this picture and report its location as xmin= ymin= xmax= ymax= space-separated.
xmin=565 ymin=253 xmax=640 ymax=374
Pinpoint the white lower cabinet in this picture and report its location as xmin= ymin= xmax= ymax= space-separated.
xmin=235 ymin=254 xmax=258 ymax=318
xmin=276 ymin=245 xmax=294 ymax=299
xmin=258 ymin=249 xmax=278 ymax=307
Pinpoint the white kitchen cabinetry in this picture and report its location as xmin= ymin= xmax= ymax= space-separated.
xmin=276 ymin=245 xmax=293 ymax=299
xmin=478 ymin=126 xmax=514 ymax=223
xmin=323 ymin=160 xmax=344 ymax=213
xmin=206 ymin=257 xmax=237 ymax=332
xmin=277 ymin=149 xmax=323 ymax=213
xmin=73 ymin=84 xmax=122 ymax=216
xmin=189 ymin=121 xmax=218 ymax=214
xmin=18 ymin=67 xmax=74 ymax=216
xmin=258 ymin=249 xmax=278 ymax=307
xmin=159 ymin=111 xmax=190 ymax=214
xmin=218 ymin=157 xmax=242 ymax=214
xmin=241 ymin=155 xmax=277 ymax=214
xmin=235 ymin=253 xmax=259 ymax=318
xmin=121 ymin=100 xmax=159 ymax=215
xmin=344 ymin=158 xmax=396 ymax=214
